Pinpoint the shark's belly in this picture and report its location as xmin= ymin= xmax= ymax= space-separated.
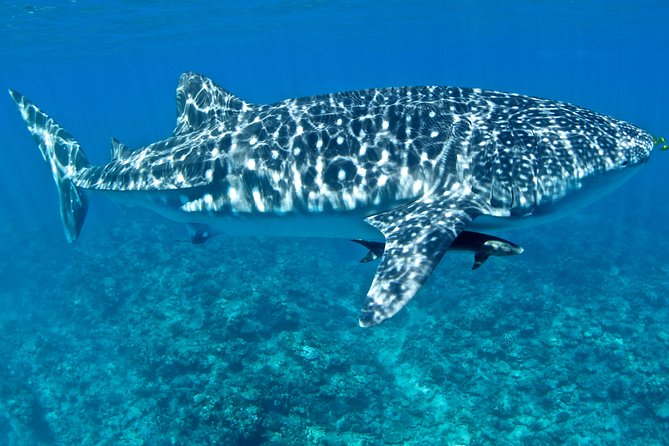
xmin=206 ymin=213 xmax=384 ymax=240
xmin=105 ymin=189 xmax=386 ymax=240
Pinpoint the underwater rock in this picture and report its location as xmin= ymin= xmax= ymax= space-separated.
xmin=298 ymin=345 xmax=321 ymax=362
xmin=657 ymin=331 xmax=669 ymax=343
xmin=656 ymin=400 xmax=669 ymax=419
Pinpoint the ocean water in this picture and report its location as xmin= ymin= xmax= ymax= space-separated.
xmin=1 ymin=1 xmax=669 ymax=445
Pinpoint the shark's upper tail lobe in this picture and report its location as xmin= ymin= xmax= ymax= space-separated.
xmin=9 ymin=90 xmax=90 ymax=242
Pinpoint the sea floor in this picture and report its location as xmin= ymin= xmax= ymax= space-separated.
xmin=1 ymin=208 xmax=668 ymax=445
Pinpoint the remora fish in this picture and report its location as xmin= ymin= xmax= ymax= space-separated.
xmin=9 ymin=73 xmax=655 ymax=326
xmin=351 ymin=231 xmax=523 ymax=269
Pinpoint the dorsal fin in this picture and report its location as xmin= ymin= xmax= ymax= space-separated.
xmin=174 ymin=72 xmax=250 ymax=136
xmin=110 ymin=137 xmax=131 ymax=159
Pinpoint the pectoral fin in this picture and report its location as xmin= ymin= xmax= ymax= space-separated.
xmin=359 ymin=195 xmax=480 ymax=327
xmin=472 ymin=252 xmax=490 ymax=270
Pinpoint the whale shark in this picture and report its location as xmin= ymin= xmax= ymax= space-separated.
xmin=9 ymin=73 xmax=655 ymax=326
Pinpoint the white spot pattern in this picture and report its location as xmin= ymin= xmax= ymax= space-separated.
xmin=14 ymin=73 xmax=654 ymax=328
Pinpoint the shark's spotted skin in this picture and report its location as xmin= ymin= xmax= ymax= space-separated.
xmin=76 ymin=77 xmax=651 ymax=217
xmin=9 ymin=73 xmax=655 ymax=326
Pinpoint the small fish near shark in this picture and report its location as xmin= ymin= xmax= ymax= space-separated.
xmin=9 ymin=73 xmax=657 ymax=326
xmin=352 ymin=231 xmax=523 ymax=270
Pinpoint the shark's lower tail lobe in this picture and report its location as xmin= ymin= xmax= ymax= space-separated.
xmin=9 ymin=90 xmax=90 ymax=242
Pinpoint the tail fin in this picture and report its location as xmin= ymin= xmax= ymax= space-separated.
xmin=9 ymin=90 xmax=89 ymax=242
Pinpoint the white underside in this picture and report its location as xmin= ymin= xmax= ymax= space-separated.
xmin=199 ymin=212 xmax=384 ymax=240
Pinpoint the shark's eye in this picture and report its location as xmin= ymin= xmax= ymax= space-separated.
xmin=620 ymin=161 xmax=629 ymax=167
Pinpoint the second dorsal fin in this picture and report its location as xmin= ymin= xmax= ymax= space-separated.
xmin=110 ymin=137 xmax=132 ymax=159
xmin=174 ymin=72 xmax=250 ymax=136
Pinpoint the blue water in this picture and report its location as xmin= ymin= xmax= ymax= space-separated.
xmin=1 ymin=1 xmax=668 ymax=444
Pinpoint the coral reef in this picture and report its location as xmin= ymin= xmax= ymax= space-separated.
xmin=0 ymin=207 xmax=668 ymax=445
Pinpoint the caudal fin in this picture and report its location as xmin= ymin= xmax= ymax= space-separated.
xmin=9 ymin=89 xmax=90 ymax=242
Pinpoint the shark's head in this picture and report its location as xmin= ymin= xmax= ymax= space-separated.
xmin=593 ymin=123 xmax=655 ymax=196
xmin=506 ymin=118 xmax=656 ymax=222
xmin=564 ymin=122 xmax=655 ymax=213
xmin=613 ymin=123 xmax=655 ymax=170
